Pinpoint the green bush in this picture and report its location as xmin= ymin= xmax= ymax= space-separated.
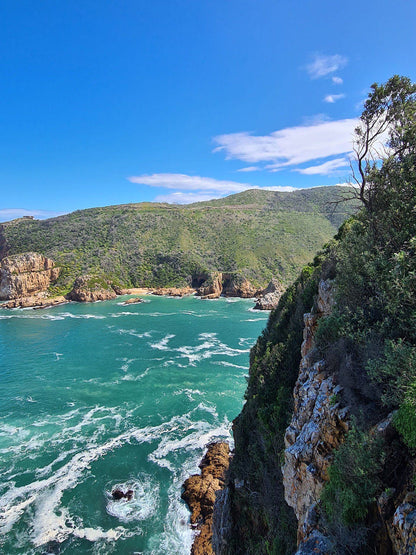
xmin=321 ymin=424 xmax=383 ymax=526
xmin=394 ymin=385 xmax=416 ymax=450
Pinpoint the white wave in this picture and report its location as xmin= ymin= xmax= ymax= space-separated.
xmin=149 ymin=334 xmax=175 ymax=351
xmin=111 ymin=328 xmax=153 ymax=339
xmin=106 ymin=475 xmax=159 ymax=522
xmin=244 ymin=317 xmax=268 ymax=321
xmin=213 ymin=361 xmax=249 ymax=370
xmin=173 ymin=389 xmax=204 ymax=401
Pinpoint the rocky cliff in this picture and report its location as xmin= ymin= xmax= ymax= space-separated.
xmin=0 ymin=252 xmax=60 ymax=300
xmin=212 ymin=266 xmax=416 ymax=554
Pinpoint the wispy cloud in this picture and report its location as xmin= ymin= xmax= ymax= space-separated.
xmin=294 ymin=157 xmax=349 ymax=176
xmin=127 ymin=173 xmax=251 ymax=194
xmin=236 ymin=166 xmax=260 ymax=172
xmin=213 ymin=118 xmax=357 ymax=171
xmin=0 ymin=208 xmax=66 ymax=222
xmin=324 ymin=93 xmax=346 ymax=104
xmin=128 ymin=173 xmax=302 ymax=204
xmin=332 ymin=76 xmax=343 ymax=85
xmin=306 ymin=54 xmax=348 ymax=79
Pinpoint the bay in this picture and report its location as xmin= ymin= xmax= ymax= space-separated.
xmin=0 ymin=295 xmax=268 ymax=554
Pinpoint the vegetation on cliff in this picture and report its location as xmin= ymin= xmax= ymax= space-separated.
xmin=0 ymin=187 xmax=355 ymax=293
xmin=221 ymin=76 xmax=416 ymax=554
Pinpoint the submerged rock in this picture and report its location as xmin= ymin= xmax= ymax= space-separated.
xmin=112 ymin=488 xmax=134 ymax=501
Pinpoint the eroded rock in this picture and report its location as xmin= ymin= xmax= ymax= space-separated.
xmin=254 ymin=278 xmax=284 ymax=310
xmin=0 ymin=253 xmax=60 ymax=300
xmin=182 ymin=442 xmax=230 ymax=555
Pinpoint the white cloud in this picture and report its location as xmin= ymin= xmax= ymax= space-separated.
xmin=294 ymin=157 xmax=349 ymax=176
xmin=324 ymin=94 xmax=345 ymax=104
xmin=306 ymin=54 xmax=348 ymax=79
xmin=236 ymin=166 xmax=260 ymax=172
xmin=153 ymin=191 xmax=218 ymax=204
xmin=332 ymin=76 xmax=343 ymax=85
xmin=127 ymin=173 xmax=251 ymax=194
xmin=0 ymin=208 xmax=66 ymax=222
xmin=261 ymin=186 xmax=297 ymax=192
xmin=213 ymin=118 xmax=358 ymax=170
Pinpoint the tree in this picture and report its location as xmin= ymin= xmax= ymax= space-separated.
xmin=352 ymin=75 xmax=416 ymax=209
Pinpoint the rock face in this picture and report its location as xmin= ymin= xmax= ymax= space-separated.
xmin=66 ymin=275 xmax=117 ymax=302
xmin=198 ymin=272 xmax=257 ymax=299
xmin=222 ymin=275 xmax=257 ymax=298
xmin=282 ymin=280 xmax=349 ymax=544
xmin=0 ymin=253 xmax=60 ymax=300
xmin=389 ymin=494 xmax=416 ymax=554
xmin=182 ymin=442 xmax=230 ymax=555
xmin=254 ymin=278 xmax=284 ymax=310
xmin=198 ymin=272 xmax=224 ymax=299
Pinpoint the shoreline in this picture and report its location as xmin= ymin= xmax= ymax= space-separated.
xmin=0 ymin=285 xmax=278 ymax=311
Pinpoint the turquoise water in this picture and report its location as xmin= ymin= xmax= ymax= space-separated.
xmin=0 ymin=295 xmax=268 ymax=554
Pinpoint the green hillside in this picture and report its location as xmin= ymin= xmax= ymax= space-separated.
xmin=0 ymin=186 xmax=357 ymax=292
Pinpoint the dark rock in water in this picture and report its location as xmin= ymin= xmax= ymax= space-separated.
xmin=43 ymin=540 xmax=61 ymax=554
xmin=112 ymin=488 xmax=133 ymax=501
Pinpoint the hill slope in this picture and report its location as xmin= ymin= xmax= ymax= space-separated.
xmin=0 ymin=186 xmax=356 ymax=292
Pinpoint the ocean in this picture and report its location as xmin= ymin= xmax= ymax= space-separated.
xmin=0 ymin=295 xmax=268 ymax=554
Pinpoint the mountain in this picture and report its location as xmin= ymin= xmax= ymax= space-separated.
xmin=0 ymin=186 xmax=356 ymax=294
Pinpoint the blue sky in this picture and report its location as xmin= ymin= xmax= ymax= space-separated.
xmin=1 ymin=0 xmax=415 ymax=221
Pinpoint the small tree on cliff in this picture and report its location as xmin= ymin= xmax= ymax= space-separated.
xmin=352 ymin=74 xmax=416 ymax=210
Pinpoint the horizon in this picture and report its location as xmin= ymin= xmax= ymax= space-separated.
xmin=1 ymin=0 xmax=415 ymax=222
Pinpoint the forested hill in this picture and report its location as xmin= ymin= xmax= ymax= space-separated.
xmin=0 ymin=186 xmax=356 ymax=292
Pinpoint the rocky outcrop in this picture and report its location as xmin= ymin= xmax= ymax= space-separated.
xmin=389 ymin=493 xmax=416 ymax=554
xmin=254 ymin=278 xmax=284 ymax=310
xmin=222 ymin=275 xmax=257 ymax=298
xmin=122 ymin=296 xmax=144 ymax=305
xmin=66 ymin=275 xmax=117 ymax=302
xmin=182 ymin=442 xmax=230 ymax=555
xmin=198 ymin=272 xmax=257 ymax=299
xmin=0 ymin=253 xmax=60 ymax=300
xmin=198 ymin=272 xmax=224 ymax=299
xmin=282 ymin=280 xmax=348 ymax=544
xmin=2 ymin=294 xmax=67 ymax=309
xmin=152 ymin=286 xmax=196 ymax=297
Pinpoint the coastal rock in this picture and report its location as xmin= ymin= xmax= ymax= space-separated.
xmin=0 ymin=252 xmax=60 ymax=300
xmin=222 ymin=276 xmax=257 ymax=298
xmin=182 ymin=442 xmax=230 ymax=555
xmin=66 ymin=275 xmax=117 ymax=302
xmin=2 ymin=294 xmax=67 ymax=309
xmin=152 ymin=286 xmax=196 ymax=297
xmin=282 ymin=279 xmax=348 ymax=545
xmin=198 ymin=272 xmax=223 ymax=299
xmin=122 ymin=296 xmax=144 ymax=305
xmin=254 ymin=278 xmax=284 ymax=310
